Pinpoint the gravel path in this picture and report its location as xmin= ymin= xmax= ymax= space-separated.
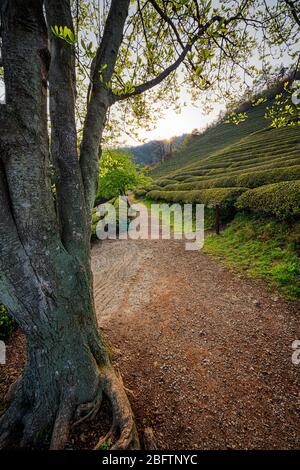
xmin=92 ymin=236 xmax=300 ymax=449
xmin=1 ymin=230 xmax=299 ymax=449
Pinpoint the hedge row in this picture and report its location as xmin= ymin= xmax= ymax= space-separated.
xmin=160 ymin=158 xmax=300 ymax=186
xmin=159 ymin=164 xmax=300 ymax=192
xmin=134 ymin=188 xmax=147 ymax=197
xmin=237 ymin=165 xmax=300 ymax=188
xmin=146 ymin=184 xmax=161 ymax=191
xmin=146 ymin=187 xmax=247 ymax=219
xmin=167 ymin=150 xmax=300 ymax=185
xmin=156 ymin=178 xmax=177 ymax=187
xmin=161 ymin=179 xmax=236 ymax=191
xmin=236 ymin=180 xmax=300 ymax=219
xmin=212 ymin=154 xmax=300 ymax=172
xmin=197 ymin=156 xmax=298 ymax=178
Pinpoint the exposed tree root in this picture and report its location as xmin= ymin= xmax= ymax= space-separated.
xmin=50 ymin=401 xmax=75 ymax=450
xmin=50 ymin=366 xmax=139 ymax=450
xmin=0 ymin=364 xmax=140 ymax=450
xmin=95 ymin=367 xmax=140 ymax=450
xmin=73 ymin=389 xmax=103 ymax=428
xmin=94 ymin=425 xmax=116 ymax=450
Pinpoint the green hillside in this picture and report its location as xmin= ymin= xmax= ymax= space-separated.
xmin=147 ymin=121 xmax=300 ymax=214
xmin=144 ymin=90 xmax=300 ymax=213
xmin=150 ymin=100 xmax=273 ymax=179
xmin=141 ymin=96 xmax=300 ymax=299
xmin=152 ymin=125 xmax=300 ymax=185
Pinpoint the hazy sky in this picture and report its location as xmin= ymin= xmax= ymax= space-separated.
xmin=131 ymin=94 xmax=225 ymax=144
xmin=128 ymin=56 xmax=295 ymax=146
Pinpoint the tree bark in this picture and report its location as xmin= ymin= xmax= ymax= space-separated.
xmin=0 ymin=0 xmax=139 ymax=450
xmin=80 ymin=0 xmax=131 ymax=211
xmin=45 ymin=0 xmax=90 ymax=267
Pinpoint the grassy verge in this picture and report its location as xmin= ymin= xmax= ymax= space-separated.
xmin=203 ymin=213 xmax=300 ymax=300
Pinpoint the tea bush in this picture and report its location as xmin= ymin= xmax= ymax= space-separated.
xmin=147 ymin=187 xmax=247 ymax=219
xmin=236 ymin=180 xmax=300 ymax=219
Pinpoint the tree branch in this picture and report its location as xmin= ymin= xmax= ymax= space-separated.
xmin=80 ymin=0 xmax=130 ymax=211
xmin=284 ymin=0 xmax=300 ymax=27
xmin=148 ymin=0 xmax=184 ymax=49
xmin=113 ymin=0 xmax=252 ymax=103
xmin=113 ymin=15 xmax=222 ymax=102
xmin=45 ymin=0 xmax=89 ymax=265
xmin=193 ymin=0 xmax=201 ymax=22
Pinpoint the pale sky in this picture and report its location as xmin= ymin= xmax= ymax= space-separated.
xmin=122 ymin=55 xmax=296 ymax=146
xmin=133 ymin=97 xmax=225 ymax=143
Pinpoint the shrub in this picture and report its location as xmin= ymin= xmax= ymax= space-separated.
xmin=236 ymin=180 xmax=300 ymax=219
xmin=91 ymin=207 xmax=101 ymax=240
xmin=156 ymin=178 xmax=176 ymax=187
xmin=96 ymin=150 xmax=153 ymax=201
xmin=91 ymin=197 xmax=131 ymax=240
xmin=162 ymin=164 xmax=300 ymax=192
xmin=0 ymin=304 xmax=17 ymax=341
xmin=134 ymin=188 xmax=147 ymax=197
xmin=236 ymin=165 xmax=300 ymax=188
xmin=146 ymin=187 xmax=247 ymax=219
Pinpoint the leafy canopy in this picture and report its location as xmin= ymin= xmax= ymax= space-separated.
xmin=96 ymin=149 xmax=152 ymax=200
xmin=51 ymin=0 xmax=300 ymax=144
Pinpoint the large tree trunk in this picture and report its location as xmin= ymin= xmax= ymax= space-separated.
xmin=0 ymin=282 xmax=138 ymax=449
xmin=0 ymin=0 xmax=138 ymax=449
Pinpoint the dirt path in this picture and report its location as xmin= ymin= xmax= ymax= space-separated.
xmin=1 ymin=224 xmax=299 ymax=449
xmin=92 ymin=234 xmax=300 ymax=449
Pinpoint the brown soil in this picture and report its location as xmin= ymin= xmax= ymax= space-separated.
xmin=92 ymin=237 xmax=300 ymax=450
xmin=1 ymin=234 xmax=300 ymax=449
xmin=0 ymin=329 xmax=26 ymax=417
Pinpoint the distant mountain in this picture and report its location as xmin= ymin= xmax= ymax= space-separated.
xmin=122 ymin=135 xmax=187 ymax=167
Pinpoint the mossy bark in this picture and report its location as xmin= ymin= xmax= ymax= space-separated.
xmin=0 ymin=0 xmax=138 ymax=449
